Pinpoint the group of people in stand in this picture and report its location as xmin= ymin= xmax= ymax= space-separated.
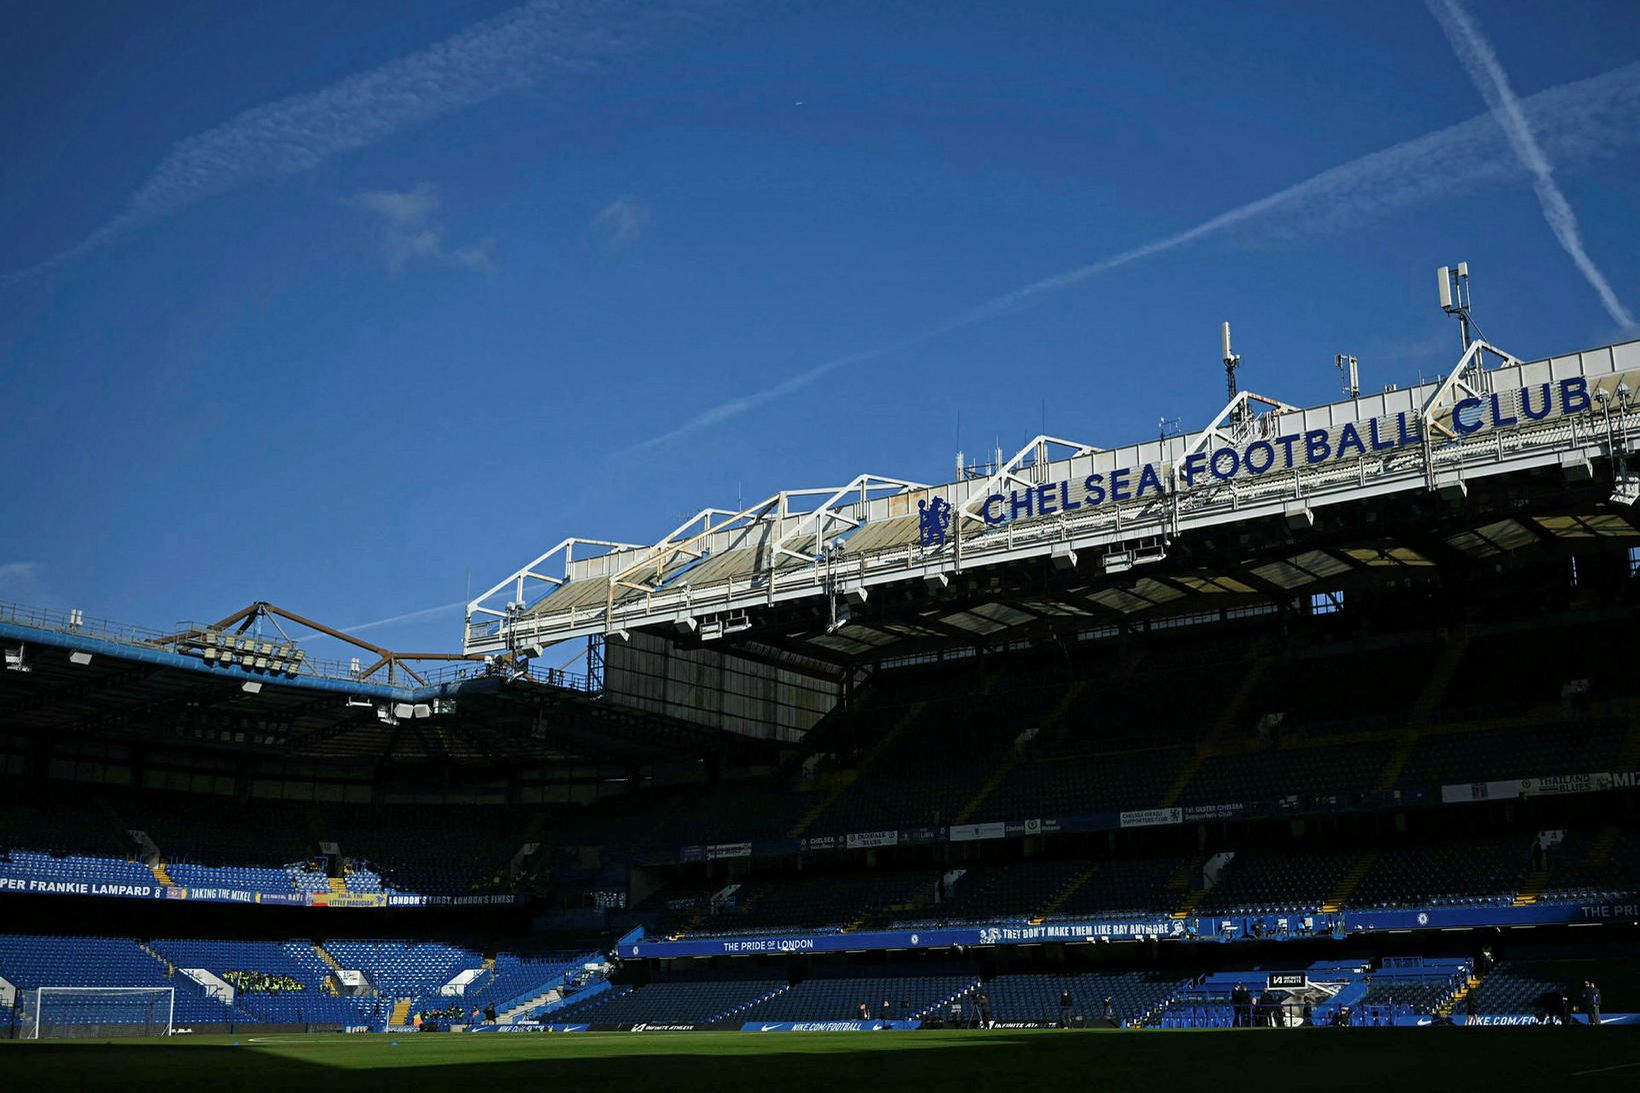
xmin=1506 ymin=980 xmax=1603 ymax=1026
xmin=223 ymin=970 xmax=303 ymax=993
xmin=412 ymin=1001 xmax=498 ymax=1028
xmin=1228 ymin=983 xmax=1287 ymax=1027
xmin=856 ymin=998 xmax=910 ymax=1021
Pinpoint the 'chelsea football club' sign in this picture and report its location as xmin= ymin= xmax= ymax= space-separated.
xmin=970 ymin=377 xmax=1592 ymax=529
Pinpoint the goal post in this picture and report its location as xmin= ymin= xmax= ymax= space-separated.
xmin=26 ymin=987 xmax=175 ymax=1039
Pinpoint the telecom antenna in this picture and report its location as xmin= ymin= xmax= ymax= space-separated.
xmin=1336 ymin=354 xmax=1360 ymax=399
xmin=1221 ymin=321 xmax=1241 ymax=402
xmin=1437 ymin=262 xmax=1474 ymax=349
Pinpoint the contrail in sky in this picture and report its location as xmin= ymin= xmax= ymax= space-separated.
xmin=628 ymin=59 xmax=1640 ymax=453
xmin=2 ymin=0 xmax=697 ymax=281
xmin=1426 ymin=0 xmax=1633 ymax=329
xmin=290 ymin=599 xmax=468 ymax=647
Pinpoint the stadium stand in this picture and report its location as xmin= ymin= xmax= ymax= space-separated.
xmin=983 ymin=970 xmax=1186 ymax=1026
xmin=734 ymin=969 xmax=981 ymax=1023
xmin=556 ymin=977 xmax=789 ymax=1026
xmin=0 ymin=935 xmax=246 ymax=1026
xmin=1468 ymin=950 xmax=1640 ymax=1017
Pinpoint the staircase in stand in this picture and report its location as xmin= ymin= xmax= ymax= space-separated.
xmin=389 ymin=997 xmax=412 ymax=1026
xmin=1512 ymin=869 xmax=1549 ymax=907
xmin=1031 ymin=863 xmax=1099 ymax=924
xmin=789 ymin=701 xmax=928 ymax=837
xmin=1371 ymin=731 xmax=1421 ymax=794
xmin=1320 ymin=849 xmax=1381 ymax=913
xmin=955 ymin=682 xmax=1087 ymax=825
xmin=1162 ymin=641 xmax=1276 ymax=808
xmin=1438 ymin=969 xmax=1486 ymax=1017
xmin=1407 ymin=634 xmax=1468 ymax=725
xmin=150 ymin=862 xmax=174 ymax=886
xmin=312 ymin=942 xmax=344 ymax=973
xmin=1617 ymin=719 xmax=1640 ymax=771
xmin=138 ymin=942 xmax=174 ymax=977
xmin=1167 ymin=857 xmax=1205 ymax=919
xmin=1581 ymin=825 xmax=1622 ymax=868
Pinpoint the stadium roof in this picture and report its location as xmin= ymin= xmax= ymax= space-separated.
xmin=0 ymin=602 xmax=776 ymax=771
xmin=469 ymin=338 xmax=1640 ymax=665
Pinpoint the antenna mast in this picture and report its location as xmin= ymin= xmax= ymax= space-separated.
xmin=1437 ymin=262 xmax=1474 ymax=349
xmin=1221 ymin=321 xmax=1241 ymax=401
xmin=1336 ymin=354 xmax=1360 ymax=399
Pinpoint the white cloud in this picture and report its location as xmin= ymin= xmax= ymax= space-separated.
xmin=3 ymin=0 xmax=697 ymax=281
xmin=591 ymin=196 xmax=650 ymax=249
xmin=353 ymin=182 xmax=493 ymax=272
xmin=627 ymin=59 xmax=1640 ymax=453
xmin=0 ymin=562 xmax=51 ymax=605
xmin=1427 ymin=0 xmax=1633 ymax=329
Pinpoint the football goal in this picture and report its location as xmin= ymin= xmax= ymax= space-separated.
xmin=24 ymin=986 xmax=175 ymax=1039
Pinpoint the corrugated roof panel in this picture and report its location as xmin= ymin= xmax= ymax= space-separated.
xmin=1087 ymin=587 xmax=1155 ymax=613
xmin=1249 ymin=560 xmax=1316 ymax=589
xmin=523 ymin=577 xmax=611 ymax=616
xmin=1133 ymin=577 xmax=1185 ymax=603
xmin=1015 ymin=599 xmax=1091 ymax=617
xmin=678 ymin=546 xmax=765 ymax=586
xmin=1290 ymin=550 xmax=1352 ymax=578
xmin=1171 ymin=573 xmax=1258 ymax=594
xmin=1535 ymin=513 xmax=1638 ymax=538
xmin=1445 ymin=530 xmax=1500 ymax=558
xmin=969 ymin=602 xmax=1034 ymax=627
xmin=940 ymin=611 xmax=1008 ymax=635
xmin=805 ymin=633 xmax=876 ymax=655
xmin=1483 ymin=519 xmax=1539 ymax=551
xmin=842 ymin=516 xmax=919 ymax=555
xmin=879 ymin=621 xmax=950 ymax=637
xmin=836 ymin=625 xmax=899 ymax=647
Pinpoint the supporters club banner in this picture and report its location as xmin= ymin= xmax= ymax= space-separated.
xmin=1119 ymin=808 xmax=1184 ymax=829
xmin=1441 ymin=770 xmax=1623 ymax=803
xmin=948 ymin=822 xmax=1007 ymax=842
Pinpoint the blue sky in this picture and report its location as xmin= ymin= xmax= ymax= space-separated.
xmin=2 ymin=0 xmax=1637 ymax=658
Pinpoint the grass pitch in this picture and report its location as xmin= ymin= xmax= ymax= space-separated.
xmin=3 ymin=1027 xmax=1638 ymax=1091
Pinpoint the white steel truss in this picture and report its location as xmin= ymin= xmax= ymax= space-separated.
xmin=1418 ymin=339 xmax=1521 ymax=440
xmin=957 ymin=435 xmax=1104 ymax=525
xmin=467 ymin=339 xmax=1640 ymax=656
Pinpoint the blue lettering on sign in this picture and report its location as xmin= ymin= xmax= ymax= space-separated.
xmin=972 ymin=379 xmax=1590 ymax=528
xmin=1521 ymin=383 xmax=1552 ymax=421
xmin=1560 ymin=375 xmax=1591 ymax=414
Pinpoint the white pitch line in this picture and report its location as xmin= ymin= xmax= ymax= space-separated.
xmin=1571 ymin=1060 xmax=1640 ymax=1077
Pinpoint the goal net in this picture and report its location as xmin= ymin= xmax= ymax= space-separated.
xmin=24 ymin=987 xmax=175 ymax=1039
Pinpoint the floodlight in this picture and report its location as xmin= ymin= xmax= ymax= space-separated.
xmin=1101 ymin=552 xmax=1134 ymax=575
